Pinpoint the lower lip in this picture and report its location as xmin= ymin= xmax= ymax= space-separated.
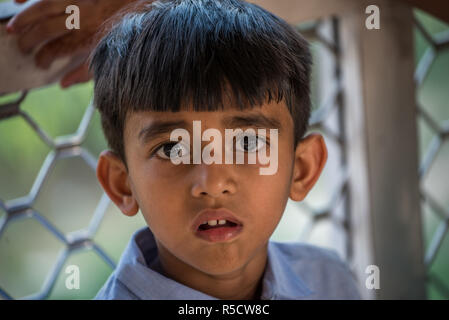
xmin=194 ymin=225 xmax=243 ymax=242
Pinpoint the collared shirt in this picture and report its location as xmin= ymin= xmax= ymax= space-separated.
xmin=94 ymin=226 xmax=362 ymax=300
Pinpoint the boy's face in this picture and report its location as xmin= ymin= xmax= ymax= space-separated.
xmin=97 ymin=99 xmax=327 ymax=279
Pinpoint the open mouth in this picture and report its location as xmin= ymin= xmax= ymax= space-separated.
xmin=198 ymin=220 xmax=239 ymax=231
xmin=195 ymin=219 xmax=243 ymax=242
xmin=192 ymin=208 xmax=244 ymax=242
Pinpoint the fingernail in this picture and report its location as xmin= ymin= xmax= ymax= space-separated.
xmin=60 ymin=79 xmax=71 ymax=88
xmin=6 ymin=23 xmax=15 ymax=33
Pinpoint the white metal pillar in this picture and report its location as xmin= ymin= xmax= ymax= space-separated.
xmin=340 ymin=0 xmax=426 ymax=299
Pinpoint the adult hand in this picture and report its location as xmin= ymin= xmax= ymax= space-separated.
xmin=6 ymin=0 xmax=138 ymax=88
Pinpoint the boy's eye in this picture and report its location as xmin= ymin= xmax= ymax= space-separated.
xmin=155 ymin=142 xmax=190 ymax=160
xmin=235 ymin=135 xmax=267 ymax=153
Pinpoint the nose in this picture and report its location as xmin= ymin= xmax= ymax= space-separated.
xmin=190 ymin=163 xmax=237 ymax=198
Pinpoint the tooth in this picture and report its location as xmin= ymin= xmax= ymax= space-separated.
xmin=207 ymin=220 xmax=218 ymax=226
xmin=218 ymin=220 xmax=226 ymax=225
xmin=201 ymin=221 xmax=208 ymax=225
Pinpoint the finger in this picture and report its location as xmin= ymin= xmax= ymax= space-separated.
xmin=35 ymin=31 xmax=95 ymax=69
xmin=18 ymin=15 xmax=69 ymax=54
xmin=60 ymin=62 xmax=92 ymax=88
xmin=7 ymin=0 xmax=72 ymax=33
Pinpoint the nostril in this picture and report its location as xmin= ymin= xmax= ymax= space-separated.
xmin=199 ymin=190 xmax=228 ymax=196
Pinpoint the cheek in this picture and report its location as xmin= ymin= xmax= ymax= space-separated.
xmin=131 ymin=162 xmax=189 ymax=227
xmin=240 ymin=162 xmax=292 ymax=235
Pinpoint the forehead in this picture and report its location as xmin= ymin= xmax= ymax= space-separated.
xmin=124 ymin=99 xmax=294 ymax=142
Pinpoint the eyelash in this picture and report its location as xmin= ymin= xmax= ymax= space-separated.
xmin=149 ymin=134 xmax=270 ymax=160
xmin=149 ymin=142 xmax=175 ymax=159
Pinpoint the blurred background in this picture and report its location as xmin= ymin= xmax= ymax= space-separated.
xmin=0 ymin=0 xmax=448 ymax=299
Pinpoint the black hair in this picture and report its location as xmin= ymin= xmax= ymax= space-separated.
xmin=89 ymin=0 xmax=312 ymax=166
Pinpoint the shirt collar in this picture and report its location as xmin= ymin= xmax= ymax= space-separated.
xmin=263 ymin=241 xmax=314 ymax=299
xmin=115 ymin=227 xmax=313 ymax=299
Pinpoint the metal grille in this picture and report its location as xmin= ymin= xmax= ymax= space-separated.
xmin=0 ymin=96 xmax=115 ymax=299
xmin=291 ymin=18 xmax=352 ymax=263
xmin=414 ymin=15 xmax=449 ymax=299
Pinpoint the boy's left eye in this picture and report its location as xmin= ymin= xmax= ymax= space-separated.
xmin=235 ymin=135 xmax=267 ymax=153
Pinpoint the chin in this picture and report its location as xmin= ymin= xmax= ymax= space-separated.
xmin=192 ymin=256 xmax=244 ymax=276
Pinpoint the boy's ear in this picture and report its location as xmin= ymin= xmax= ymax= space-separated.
xmin=96 ymin=150 xmax=139 ymax=217
xmin=289 ymin=133 xmax=328 ymax=201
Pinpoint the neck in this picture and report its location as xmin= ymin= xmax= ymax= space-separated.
xmin=154 ymin=242 xmax=268 ymax=300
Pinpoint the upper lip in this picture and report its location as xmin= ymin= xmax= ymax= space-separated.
xmin=192 ymin=208 xmax=243 ymax=232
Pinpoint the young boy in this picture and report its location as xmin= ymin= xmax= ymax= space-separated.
xmin=90 ymin=0 xmax=361 ymax=300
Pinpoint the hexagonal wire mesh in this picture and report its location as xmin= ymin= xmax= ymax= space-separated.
xmin=414 ymin=14 xmax=449 ymax=299
xmin=0 ymin=95 xmax=115 ymax=299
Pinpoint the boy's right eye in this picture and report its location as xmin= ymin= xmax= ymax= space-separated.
xmin=155 ymin=142 xmax=190 ymax=160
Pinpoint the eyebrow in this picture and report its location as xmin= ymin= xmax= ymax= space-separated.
xmin=139 ymin=120 xmax=189 ymax=145
xmin=138 ymin=113 xmax=282 ymax=145
xmin=221 ymin=113 xmax=282 ymax=132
